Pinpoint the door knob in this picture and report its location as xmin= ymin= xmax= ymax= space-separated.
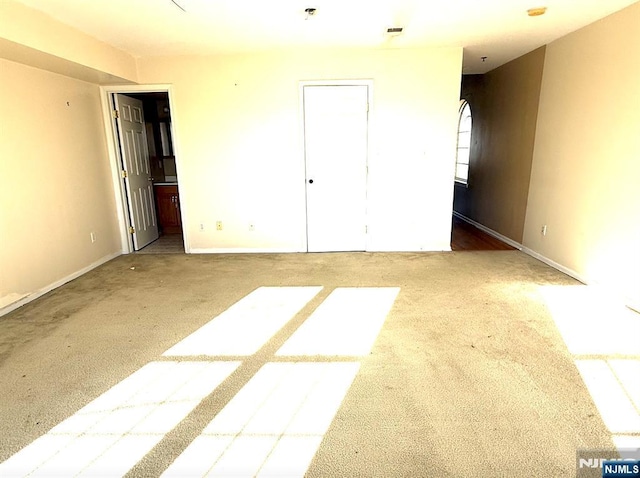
xmin=308 ymin=179 xmax=314 ymax=184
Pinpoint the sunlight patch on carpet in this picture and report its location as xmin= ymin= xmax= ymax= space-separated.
xmin=540 ymin=285 xmax=640 ymax=356
xmin=277 ymin=287 xmax=400 ymax=356
xmin=0 ymin=361 xmax=239 ymax=477
xmin=163 ymin=286 xmax=323 ymax=357
xmin=541 ymin=284 xmax=640 ymax=453
xmin=162 ymin=362 xmax=359 ymax=477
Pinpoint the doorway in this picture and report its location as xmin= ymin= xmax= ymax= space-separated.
xmin=124 ymin=92 xmax=183 ymax=253
xmin=303 ymin=83 xmax=370 ymax=252
xmin=104 ymin=87 xmax=185 ymax=253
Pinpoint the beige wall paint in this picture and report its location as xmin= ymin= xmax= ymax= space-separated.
xmin=454 ymin=47 xmax=546 ymax=243
xmin=524 ymin=3 xmax=640 ymax=305
xmin=0 ymin=1 xmax=137 ymax=83
xmin=0 ymin=59 xmax=122 ymax=311
xmin=137 ymin=48 xmax=463 ymax=252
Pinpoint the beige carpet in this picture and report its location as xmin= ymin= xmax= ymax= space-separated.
xmin=0 ymin=251 xmax=635 ymax=477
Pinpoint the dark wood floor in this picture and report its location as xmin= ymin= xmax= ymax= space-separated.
xmin=451 ymin=215 xmax=516 ymax=251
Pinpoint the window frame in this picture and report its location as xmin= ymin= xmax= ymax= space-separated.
xmin=455 ymin=99 xmax=472 ymax=186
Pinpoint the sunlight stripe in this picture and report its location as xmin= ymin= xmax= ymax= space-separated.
xmin=0 ymin=361 xmax=239 ymax=477
xmin=163 ymin=286 xmax=322 ymax=357
xmin=576 ymin=359 xmax=640 ymax=434
xmin=162 ymin=362 xmax=360 ymax=478
xmin=277 ymin=287 xmax=399 ymax=356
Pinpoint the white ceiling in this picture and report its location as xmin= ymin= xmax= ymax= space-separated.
xmin=11 ymin=0 xmax=639 ymax=73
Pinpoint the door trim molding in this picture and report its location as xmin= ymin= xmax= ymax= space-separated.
xmin=298 ymin=79 xmax=374 ymax=252
xmin=99 ymin=84 xmax=189 ymax=253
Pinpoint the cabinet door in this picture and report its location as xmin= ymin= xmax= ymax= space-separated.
xmin=155 ymin=186 xmax=182 ymax=234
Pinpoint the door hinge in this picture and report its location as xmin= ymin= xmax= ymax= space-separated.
xmin=365 ymin=225 xmax=368 ymax=234
xmin=121 ymin=170 xmax=128 ymax=178
xmin=129 ymin=226 xmax=135 ymax=234
xmin=112 ymin=109 xmax=119 ymax=119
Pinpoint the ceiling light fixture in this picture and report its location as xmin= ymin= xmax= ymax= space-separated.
xmin=527 ymin=6 xmax=547 ymax=17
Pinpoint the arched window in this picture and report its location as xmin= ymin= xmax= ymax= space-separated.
xmin=455 ymin=100 xmax=472 ymax=185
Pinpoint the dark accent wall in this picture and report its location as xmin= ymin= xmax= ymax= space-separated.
xmin=453 ymin=46 xmax=546 ymax=243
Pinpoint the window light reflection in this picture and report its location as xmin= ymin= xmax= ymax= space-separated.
xmin=2 ymin=285 xmax=400 ymax=477
xmin=164 ymin=286 xmax=323 ymax=357
xmin=540 ymin=284 xmax=640 ymax=452
xmin=540 ymin=285 xmax=640 ymax=356
xmin=575 ymin=359 xmax=640 ymax=434
xmin=162 ymin=362 xmax=360 ymax=477
xmin=0 ymin=361 xmax=239 ymax=477
xmin=277 ymin=287 xmax=400 ymax=356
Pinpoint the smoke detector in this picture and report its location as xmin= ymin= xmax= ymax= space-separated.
xmin=527 ymin=7 xmax=547 ymax=17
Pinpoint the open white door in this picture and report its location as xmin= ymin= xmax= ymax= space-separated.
xmin=304 ymin=85 xmax=369 ymax=252
xmin=114 ymin=94 xmax=159 ymax=250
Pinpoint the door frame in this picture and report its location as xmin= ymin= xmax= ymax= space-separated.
xmin=299 ymin=79 xmax=374 ymax=252
xmin=100 ymin=84 xmax=188 ymax=253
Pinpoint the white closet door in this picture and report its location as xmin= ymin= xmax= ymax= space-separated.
xmin=304 ymin=85 xmax=369 ymax=252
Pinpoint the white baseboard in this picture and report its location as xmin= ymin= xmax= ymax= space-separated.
xmin=453 ymin=212 xmax=523 ymax=251
xmin=191 ymin=247 xmax=454 ymax=254
xmin=366 ymin=245 xmax=452 ymax=252
xmin=189 ymin=248 xmax=302 ymax=254
xmin=0 ymin=252 xmax=121 ymax=318
xmin=519 ymin=246 xmax=587 ymax=284
xmin=453 ymin=212 xmax=591 ymax=286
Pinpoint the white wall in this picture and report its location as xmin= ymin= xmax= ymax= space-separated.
xmin=137 ymin=47 xmax=462 ymax=252
xmin=0 ymin=59 xmax=122 ymax=313
xmin=0 ymin=3 xmax=138 ymax=315
xmin=523 ymin=2 xmax=640 ymax=307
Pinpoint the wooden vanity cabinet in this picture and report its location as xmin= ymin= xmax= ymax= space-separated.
xmin=154 ymin=185 xmax=182 ymax=234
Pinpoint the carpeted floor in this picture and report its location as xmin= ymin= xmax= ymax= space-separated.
xmin=0 ymin=251 xmax=637 ymax=477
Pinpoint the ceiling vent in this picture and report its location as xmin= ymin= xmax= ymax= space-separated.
xmin=387 ymin=27 xmax=404 ymax=34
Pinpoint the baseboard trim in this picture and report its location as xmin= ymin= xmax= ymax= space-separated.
xmin=519 ymin=246 xmax=587 ymax=284
xmin=452 ymin=212 xmax=590 ymax=284
xmin=518 ymin=249 xmax=638 ymax=314
xmin=453 ymin=212 xmax=523 ymax=251
xmin=189 ymin=248 xmax=302 ymax=254
xmin=0 ymin=251 xmax=121 ymax=317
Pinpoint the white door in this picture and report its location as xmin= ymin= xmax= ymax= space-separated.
xmin=114 ymin=94 xmax=159 ymax=250
xmin=304 ymin=85 xmax=369 ymax=252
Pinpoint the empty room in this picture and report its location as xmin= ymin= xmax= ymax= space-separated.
xmin=1 ymin=0 xmax=639 ymax=476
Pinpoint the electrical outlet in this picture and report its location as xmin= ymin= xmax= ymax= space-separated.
xmin=199 ymin=223 xmax=204 ymax=231
xmin=216 ymin=221 xmax=223 ymax=231
xmin=249 ymin=224 xmax=255 ymax=231
xmin=90 ymin=232 xmax=96 ymax=243
xmin=541 ymin=225 xmax=547 ymax=236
